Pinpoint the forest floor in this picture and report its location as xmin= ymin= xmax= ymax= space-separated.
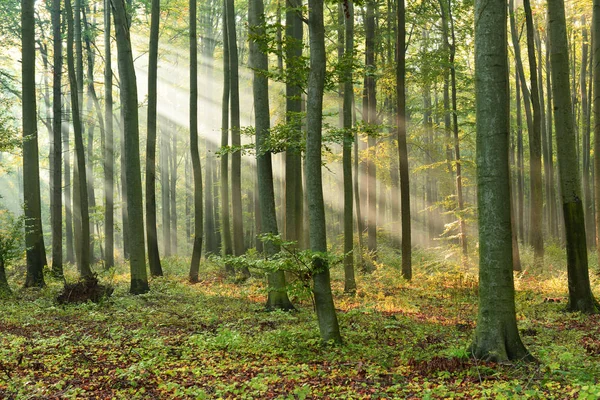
xmin=1 ymin=245 xmax=600 ymax=399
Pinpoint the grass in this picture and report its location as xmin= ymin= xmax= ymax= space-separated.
xmin=0 ymin=246 xmax=600 ymax=399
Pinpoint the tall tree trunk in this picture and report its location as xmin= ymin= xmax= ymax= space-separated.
xmin=448 ymin=3 xmax=467 ymax=258
xmin=470 ymin=0 xmax=531 ymax=361
xmin=548 ymin=0 xmax=599 ymax=313
xmin=111 ymin=0 xmax=150 ymax=293
xmin=51 ymin=0 xmax=63 ymax=277
xmin=161 ymin=130 xmax=171 ymax=256
xmin=146 ymin=0 xmax=163 ymax=276
xmin=284 ymin=0 xmax=304 ymax=249
xmin=516 ymin=69 xmax=525 ymax=243
xmin=67 ymin=0 xmax=92 ymax=279
xmin=221 ymin=0 xmax=233 ymax=269
xmin=546 ymin=31 xmax=559 ymax=240
xmin=581 ymin=17 xmax=595 ymax=249
xmin=397 ymin=0 xmax=411 ymax=280
xmin=522 ymin=0 xmax=544 ymax=264
xmin=593 ymin=0 xmax=600 ymax=264
xmin=307 ymin=0 xmax=342 ymax=343
xmin=249 ymin=0 xmax=294 ymax=311
xmin=22 ymin=0 xmax=46 ymax=287
xmin=342 ymin=0 xmax=356 ymax=293
xmin=225 ymin=0 xmax=244 ymax=262
xmin=104 ymin=0 xmax=115 ymax=269
xmin=64 ymin=98 xmax=75 ymax=264
xmin=365 ymin=0 xmax=377 ymax=259
xmin=189 ymin=0 xmax=203 ymax=282
xmin=170 ymin=132 xmax=178 ymax=254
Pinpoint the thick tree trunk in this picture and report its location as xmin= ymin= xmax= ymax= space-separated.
xmin=581 ymin=18 xmax=595 ymax=250
xmin=146 ymin=0 xmax=163 ymax=276
xmin=307 ymin=0 xmax=342 ymax=344
xmin=249 ymin=0 xmax=294 ymax=311
xmin=284 ymin=0 xmax=304 ymax=250
xmin=470 ymin=0 xmax=532 ymax=361
xmin=548 ymin=0 xmax=599 ymax=314
xmin=188 ymin=0 xmax=203 ymax=282
xmin=22 ymin=0 xmax=46 ymax=288
xmin=111 ymin=0 xmax=150 ymax=293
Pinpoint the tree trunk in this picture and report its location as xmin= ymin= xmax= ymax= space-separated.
xmin=161 ymin=130 xmax=171 ymax=256
xmin=225 ymin=0 xmax=245 ymax=262
xmin=546 ymin=31 xmax=559 ymax=240
xmin=284 ymin=0 xmax=304 ymax=250
xmin=548 ymin=0 xmax=599 ymax=314
xmin=51 ymin=0 xmax=63 ymax=278
xmin=67 ymin=0 xmax=92 ymax=279
xmin=104 ymin=0 xmax=115 ymax=269
xmin=516 ymin=69 xmax=525 ymax=243
xmin=63 ymin=98 xmax=75 ymax=264
xmin=365 ymin=0 xmax=377 ymax=259
xmin=594 ymin=0 xmax=600 ymax=264
xmin=342 ymin=0 xmax=356 ymax=293
xmin=581 ymin=17 xmax=595 ymax=250
xmin=21 ymin=0 xmax=46 ymax=287
xmin=397 ymin=0 xmax=411 ymax=280
xmin=307 ymin=0 xmax=342 ymax=344
xmin=145 ymin=0 xmax=163 ymax=276
xmin=111 ymin=0 xmax=149 ymax=293
xmin=249 ymin=0 xmax=294 ymax=311
xmin=221 ymin=0 xmax=233 ymax=269
xmin=470 ymin=0 xmax=532 ymax=361
xmin=522 ymin=0 xmax=544 ymax=264
xmin=188 ymin=0 xmax=203 ymax=282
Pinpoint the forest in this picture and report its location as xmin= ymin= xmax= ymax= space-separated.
xmin=1 ymin=0 xmax=600 ymax=397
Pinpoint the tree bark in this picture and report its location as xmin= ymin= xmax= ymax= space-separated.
xmin=104 ymin=0 xmax=115 ymax=269
xmin=365 ymin=0 xmax=377 ymax=259
xmin=249 ymin=0 xmax=294 ymax=311
xmin=470 ymin=0 xmax=532 ymax=361
xmin=594 ymin=0 xmax=600 ymax=264
xmin=146 ymin=0 xmax=163 ymax=276
xmin=221 ymin=0 xmax=233 ymax=268
xmin=188 ymin=0 xmax=203 ymax=283
xmin=22 ymin=0 xmax=46 ymax=288
xmin=548 ymin=0 xmax=599 ymax=313
xmin=397 ymin=0 xmax=411 ymax=280
xmin=111 ymin=0 xmax=150 ymax=293
xmin=307 ymin=0 xmax=342 ymax=344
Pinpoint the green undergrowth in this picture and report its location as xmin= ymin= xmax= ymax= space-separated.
xmin=1 ymin=249 xmax=599 ymax=399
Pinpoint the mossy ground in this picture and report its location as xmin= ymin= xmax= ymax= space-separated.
xmin=1 ymin=244 xmax=599 ymax=399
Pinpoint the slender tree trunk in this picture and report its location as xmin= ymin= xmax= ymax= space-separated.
xmin=64 ymin=98 xmax=75 ymax=264
xmin=104 ymin=0 xmax=115 ymax=269
xmin=548 ymin=0 xmax=599 ymax=313
xmin=189 ymin=0 xmax=203 ymax=282
xmin=593 ymin=0 xmax=600 ymax=264
xmin=161 ymin=130 xmax=171 ymax=256
xmin=516 ymin=69 xmax=525 ymax=243
xmin=397 ymin=0 xmax=411 ymax=280
xmin=522 ymin=0 xmax=544 ymax=264
xmin=221 ymin=1 xmax=233 ymax=268
xmin=470 ymin=0 xmax=532 ymax=361
xmin=170 ymin=132 xmax=178 ymax=254
xmin=22 ymin=0 xmax=46 ymax=287
xmin=307 ymin=0 xmax=342 ymax=343
xmin=225 ymin=0 xmax=245 ymax=262
xmin=67 ymin=0 xmax=92 ymax=279
xmin=581 ymin=17 xmax=595 ymax=250
xmin=111 ymin=0 xmax=150 ymax=293
xmin=51 ymin=0 xmax=63 ymax=277
xmin=365 ymin=0 xmax=377 ymax=259
xmin=342 ymin=0 xmax=356 ymax=293
xmin=146 ymin=0 xmax=163 ymax=276
xmin=546 ymin=31 xmax=559 ymax=240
